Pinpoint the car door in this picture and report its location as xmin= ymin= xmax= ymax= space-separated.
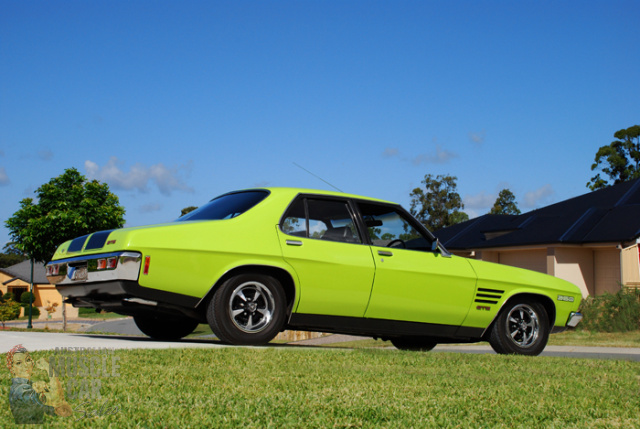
xmin=357 ymin=202 xmax=477 ymax=326
xmin=278 ymin=196 xmax=375 ymax=317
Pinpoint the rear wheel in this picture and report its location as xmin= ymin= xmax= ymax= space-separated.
xmin=489 ymin=300 xmax=549 ymax=356
xmin=133 ymin=314 xmax=199 ymax=341
xmin=390 ymin=337 xmax=437 ymax=351
xmin=207 ymin=274 xmax=286 ymax=345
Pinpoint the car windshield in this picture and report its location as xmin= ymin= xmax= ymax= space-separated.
xmin=177 ymin=190 xmax=269 ymax=221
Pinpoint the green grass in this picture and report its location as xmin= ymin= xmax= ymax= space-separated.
xmin=548 ymin=330 xmax=640 ymax=348
xmin=1 ymin=347 xmax=638 ymax=428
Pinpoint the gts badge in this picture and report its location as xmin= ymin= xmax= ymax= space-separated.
xmin=476 ymin=305 xmax=491 ymax=311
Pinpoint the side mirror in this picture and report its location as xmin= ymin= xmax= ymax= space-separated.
xmin=431 ymin=238 xmax=452 ymax=258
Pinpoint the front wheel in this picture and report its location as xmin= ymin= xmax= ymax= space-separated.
xmin=488 ymin=300 xmax=549 ymax=356
xmin=133 ymin=314 xmax=199 ymax=341
xmin=207 ymin=274 xmax=286 ymax=345
xmin=390 ymin=337 xmax=437 ymax=351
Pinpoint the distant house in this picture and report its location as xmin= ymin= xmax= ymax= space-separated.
xmin=0 ymin=260 xmax=78 ymax=319
xmin=436 ymin=178 xmax=640 ymax=298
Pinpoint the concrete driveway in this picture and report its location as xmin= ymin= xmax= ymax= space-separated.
xmin=2 ymin=320 xmax=640 ymax=360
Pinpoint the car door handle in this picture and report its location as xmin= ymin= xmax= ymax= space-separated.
xmin=286 ymin=240 xmax=303 ymax=246
xmin=378 ymin=250 xmax=393 ymax=257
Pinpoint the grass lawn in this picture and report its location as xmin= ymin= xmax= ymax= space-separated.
xmin=1 ymin=347 xmax=638 ymax=428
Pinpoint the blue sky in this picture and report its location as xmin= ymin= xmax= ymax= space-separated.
xmin=1 ymin=1 xmax=639 ymax=249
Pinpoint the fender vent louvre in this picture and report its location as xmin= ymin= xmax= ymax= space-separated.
xmin=474 ymin=288 xmax=504 ymax=304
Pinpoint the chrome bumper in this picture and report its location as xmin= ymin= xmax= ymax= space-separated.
xmin=46 ymin=252 xmax=142 ymax=286
xmin=566 ymin=312 xmax=583 ymax=328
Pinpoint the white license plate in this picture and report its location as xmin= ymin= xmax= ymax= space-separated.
xmin=71 ymin=266 xmax=88 ymax=281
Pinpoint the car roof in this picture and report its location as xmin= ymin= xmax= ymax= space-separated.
xmin=237 ymin=187 xmax=397 ymax=205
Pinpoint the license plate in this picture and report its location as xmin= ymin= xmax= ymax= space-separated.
xmin=71 ymin=266 xmax=88 ymax=281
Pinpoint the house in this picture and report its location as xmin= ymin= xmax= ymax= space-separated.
xmin=0 ymin=260 xmax=78 ymax=319
xmin=436 ymin=178 xmax=640 ymax=298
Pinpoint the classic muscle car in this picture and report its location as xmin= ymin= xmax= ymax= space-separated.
xmin=46 ymin=187 xmax=583 ymax=355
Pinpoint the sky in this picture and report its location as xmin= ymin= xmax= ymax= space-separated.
xmin=1 ymin=1 xmax=639 ymax=249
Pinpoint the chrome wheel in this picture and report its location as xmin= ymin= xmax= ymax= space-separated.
xmin=506 ymin=304 xmax=539 ymax=348
xmin=229 ymin=281 xmax=275 ymax=333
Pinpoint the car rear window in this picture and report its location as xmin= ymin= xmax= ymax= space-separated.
xmin=177 ymin=190 xmax=269 ymax=221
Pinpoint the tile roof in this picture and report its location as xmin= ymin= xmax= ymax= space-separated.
xmin=436 ymin=178 xmax=640 ymax=250
xmin=0 ymin=260 xmax=49 ymax=284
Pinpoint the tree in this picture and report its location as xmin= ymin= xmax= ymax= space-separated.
xmin=588 ymin=125 xmax=640 ymax=191
xmin=409 ymin=174 xmax=468 ymax=232
xmin=180 ymin=206 xmax=198 ymax=217
xmin=5 ymin=168 xmax=125 ymax=262
xmin=490 ymin=189 xmax=521 ymax=215
xmin=0 ymin=252 xmax=27 ymax=268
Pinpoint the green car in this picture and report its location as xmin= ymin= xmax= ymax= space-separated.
xmin=46 ymin=188 xmax=582 ymax=355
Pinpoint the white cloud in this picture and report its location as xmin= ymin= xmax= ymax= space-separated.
xmin=139 ymin=203 xmax=163 ymax=213
xmin=464 ymin=191 xmax=496 ymax=210
xmin=523 ymin=184 xmax=554 ymax=208
xmin=469 ymin=130 xmax=486 ymax=145
xmin=38 ymin=149 xmax=54 ymax=161
xmin=411 ymin=145 xmax=458 ymax=165
xmin=0 ymin=167 xmax=9 ymax=186
xmin=382 ymin=147 xmax=399 ymax=158
xmin=85 ymin=157 xmax=194 ymax=196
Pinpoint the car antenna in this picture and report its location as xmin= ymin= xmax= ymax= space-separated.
xmin=293 ymin=162 xmax=344 ymax=192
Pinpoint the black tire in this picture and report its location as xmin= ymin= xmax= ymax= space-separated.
xmin=489 ymin=299 xmax=550 ymax=356
xmin=133 ymin=314 xmax=199 ymax=341
xmin=207 ymin=274 xmax=286 ymax=345
xmin=390 ymin=337 xmax=437 ymax=351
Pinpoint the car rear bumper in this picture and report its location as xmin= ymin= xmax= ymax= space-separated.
xmin=46 ymin=251 xmax=142 ymax=285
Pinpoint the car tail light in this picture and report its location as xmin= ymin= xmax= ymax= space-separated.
xmin=97 ymin=257 xmax=118 ymax=270
xmin=143 ymin=256 xmax=151 ymax=275
xmin=107 ymin=257 xmax=117 ymax=269
xmin=46 ymin=264 xmax=59 ymax=276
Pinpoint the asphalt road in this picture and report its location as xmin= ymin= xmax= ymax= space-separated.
xmin=2 ymin=318 xmax=640 ymax=361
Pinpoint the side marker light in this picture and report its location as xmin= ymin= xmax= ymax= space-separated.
xmin=143 ymin=256 xmax=151 ymax=275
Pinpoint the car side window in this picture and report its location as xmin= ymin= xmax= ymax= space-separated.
xmin=357 ymin=202 xmax=431 ymax=251
xmin=281 ymin=197 xmax=362 ymax=244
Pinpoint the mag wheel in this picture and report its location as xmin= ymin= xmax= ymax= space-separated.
xmin=133 ymin=314 xmax=199 ymax=341
xmin=390 ymin=337 xmax=437 ymax=351
xmin=207 ymin=274 xmax=286 ymax=345
xmin=489 ymin=300 xmax=549 ymax=356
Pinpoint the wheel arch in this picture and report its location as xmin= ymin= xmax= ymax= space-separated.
xmin=482 ymin=292 xmax=556 ymax=339
xmin=195 ymin=264 xmax=297 ymax=317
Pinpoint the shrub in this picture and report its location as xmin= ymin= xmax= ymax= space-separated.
xmin=0 ymin=300 xmax=21 ymax=327
xmin=578 ymin=288 xmax=640 ymax=332
xmin=24 ymin=306 xmax=40 ymax=318
xmin=78 ymin=307 xmax=99 ymax=317
xmin=20 ymin=291 xmax=35 ymax=306
xmin=2 ymin=292 xmax=15 ymax=302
